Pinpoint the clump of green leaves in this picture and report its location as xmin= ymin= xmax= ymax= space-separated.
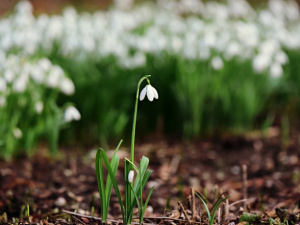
xmin=240 ymin=212 xmax=261 ymax=223
xmin=95 ymin=140 xmax=122 ymax=222
xmin=195 ymin=192 xmax=230 ymax=225
xmin=95 ymin=75 xmax=156 ymax=224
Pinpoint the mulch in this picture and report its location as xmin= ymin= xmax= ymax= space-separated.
xmin=0 ymin=129 xmax=299 ymax=224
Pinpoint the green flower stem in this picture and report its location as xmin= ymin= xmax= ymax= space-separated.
xmin=130 ymin=75 xmax=151 ymax=163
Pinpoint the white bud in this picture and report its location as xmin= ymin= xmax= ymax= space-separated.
xmin=128 ymin=170 xmax=134 ymax=183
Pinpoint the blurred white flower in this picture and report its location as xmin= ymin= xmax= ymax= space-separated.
xmin=60 ymin=78 xmax=75 ymax=95
xmin=285 ymin=1 xmax=300 ymax=21
xmin=128 ymin=170 xmax=134 ymax=182
xmin=211 ymin=56 xmax=224 ymax=70
xmin=0 ymin=78 xmax=7 ymax=92
xmin=252 ymin=53 xmax=271 ymax=73
xmin=13 ymin=128 xmax=23 ymax=139
xmin=140 ymin=84 xmax=158 ymax=101
xmin=39 ymin=58 xmax=52 ymax=71
xmin=15 ymin=0 xmax=33 ymax=15
xmin=64 ymin=106 xmax=81 ymax=122
xmin=30 ymin=65 xmax=45 ymax=83
xmin=47 ymin=65 xmax=64 ymax=88
xmin=268 ymin=0 xmax=286 ymax=18
xmin=13 ymin=76 xmax=28 ymax=93
xmin=35 ymin=101 xmax=44 ymax=114
xmin=275 ymin=51 xmax=288 ymax=65
xmin=260 ymin=39 xmax=279 ymax=55
xmin=4 ymin=70 xmax=15 ymax=83
xmin=227 ymin=0 xmax=253 ymax=18
xmin=114 ymin=0 xmax=134 ymax=10
xmin=224 ymin=41 xmax=241 ymax=60
xmin=270 ymin=63 xmax=283 ymax=78
xmin=0 ymin=96 xmax=6 ymax=107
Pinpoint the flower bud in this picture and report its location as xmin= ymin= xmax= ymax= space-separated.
xmin=128 ymin=170 xmax=134 ymax=183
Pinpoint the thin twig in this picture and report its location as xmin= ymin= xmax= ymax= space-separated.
xmin=228 ymin=197 xmax=256 ymax=208
xmin=191 ymin=188 xmax=196 ymax=219
xmin=143 ymin=216 xmax=201 ymax=224
xmin=210 ymin=192 xmax=226 ymax=211
xmin=242 ymin=164 xmax=248 ymax=210
xmin=63 ymin=210 xmax=203 ymax=225
xmin=71 ymin=216 xmax=86 ymax=225
xmin=221 ymin=202 xmax=226 ymax=224
xmin=178 ymin=202 xmax=191 ymax=225
xmin=225 ymin=198 xmax=229 ymax=216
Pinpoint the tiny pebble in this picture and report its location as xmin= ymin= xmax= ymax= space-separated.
xmin=55 ymin=197 xmax=66 ymax=207
xmin=146 ymin=206 xmax=153 ymax=213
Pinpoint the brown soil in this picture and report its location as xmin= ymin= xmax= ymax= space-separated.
xmin=0 ymin=129 xmax=299 ymax=224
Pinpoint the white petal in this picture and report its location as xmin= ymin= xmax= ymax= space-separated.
xmin=146 ymin=85 xmax=154 ymax=101
xmin=139 ymin=86 xmax=147 ymax=101
xmin=151 ymin=86 xmax=158 ymax=99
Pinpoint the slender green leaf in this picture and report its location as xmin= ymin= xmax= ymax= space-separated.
xmin=128 ymin=182 xmax=141 ymax=213
xmin=105 ymin=140 xmax=122 ymax=210
xmin=132 ymin=157 xmax=150 ymax=195
xmin=210 ymin=195 xmax=230 ymax=225
xmin=141 ymin=185 xmax=155 ymax=222
xmin=105 ymin=154 xmax=120 ymax=213
xmin=100 ymin=149 xmax=125 ymax=220
xmin=124 ymin=160 xmax=133 ymax=224
xmin=95 ymin=149 xmax=107 ymax=221
xmin=195 ymin=192 xmax=211 ymax=221
xmin=141 ymin=170 xmax=152 ymax=190
xmin=112 ymin=139 xmax=123 ymax=158
xmin=125 ymin=158 xmax=139 ymax=173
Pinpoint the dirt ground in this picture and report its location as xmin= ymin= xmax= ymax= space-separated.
xmin=0 ymin=128 xmax=299 ymax=224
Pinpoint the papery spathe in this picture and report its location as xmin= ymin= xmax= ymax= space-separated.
xmin=139 ymin=84 xmax=158 ymax=102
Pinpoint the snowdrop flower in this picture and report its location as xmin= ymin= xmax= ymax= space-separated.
xmin=270 ymin=63 xmax=283 ymax=78
xmin=128 ymin=170 xmax=134 ymax=182
xmin=0 ymin=96 xmax=6 ymax=107
xmin=252 ymin=53 xmax=271 ymax=73
xmin=35 ymin=101 xmax=44 ymax=114
xmin=4 ymin=70 xmax=15 ymax=83
xmin=275 ymin=51 xmax=288 ymax=65
xmin=64 ymin=106 xmax=81 ymax=122
xmin=13 ymin=128 xmax=23 ymax=139
xmin=47 ymin=65 xmax=64 ymax=88
xmin=60 ymin=78 xmax=75 ymax=95
xmin=13 ymin=76 xmax=27 ymax=93
xmin=211 ymin=56 xmax=224 ymax=70
xmin=0 ymin=78 xmax=7 ymax=92
xmin=39 ymin=58 xmax=52 ymax=71
xmin=140 ymin=84 xmax=158 ymax=101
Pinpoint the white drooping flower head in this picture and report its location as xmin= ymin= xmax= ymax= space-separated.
xmin=13 ymin=127 xmax=23 ymax=139
xmin=139 ymin=84 xmax=158 ymax=102
xmin=60 ymin=78 xmax=75 ymax=95
xmin=211 ymin=56 xmax=224 ymax=70
xmin=35 ymin=101 xmax=44 ymax=114
xmin=64 ymin=106 xmax=81 ymax=122
xmin=128 ymin=170 xmax=134 ymax=183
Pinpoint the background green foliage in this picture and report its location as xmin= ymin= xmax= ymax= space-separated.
xmin=0 ymin=0 xmax=300 ymax=159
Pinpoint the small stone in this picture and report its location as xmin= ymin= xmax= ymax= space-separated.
xmin=55 ymin=197 xmax=66 ymax=207
xmin=146 ymin=206 xmax=153 ymax=213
